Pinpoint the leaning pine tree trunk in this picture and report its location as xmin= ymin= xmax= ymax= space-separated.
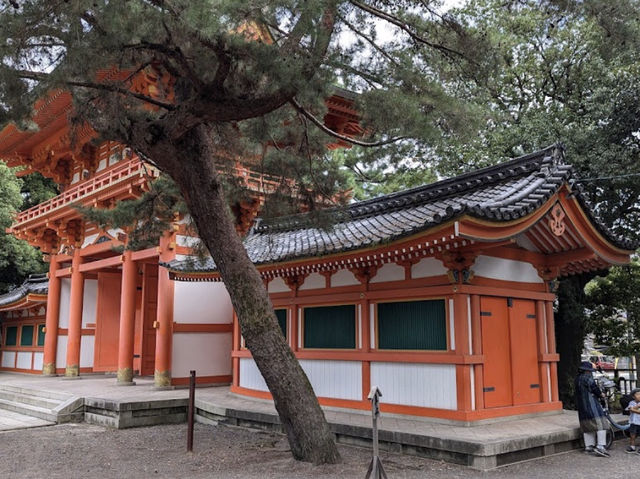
xmin=156 ymin=124 xmax=340 ymax=464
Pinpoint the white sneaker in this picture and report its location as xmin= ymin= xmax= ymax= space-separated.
xmin=593 ymin=447 xmax=610 ymax=457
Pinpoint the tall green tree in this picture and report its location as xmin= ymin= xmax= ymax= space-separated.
xmin=0 ymin=0 xmax=493 ymax=463
xmin=0 ymin=164 xmax=50 ymax=293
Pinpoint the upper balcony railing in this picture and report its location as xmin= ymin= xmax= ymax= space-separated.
xmin=12 ymin=159 xmax=157 ymax=228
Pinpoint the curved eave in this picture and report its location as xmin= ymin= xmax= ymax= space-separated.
xmin=457 ymin=188 xmax=633 ymax=266
xmin=0 ymin=293 xmax=48 ymax=313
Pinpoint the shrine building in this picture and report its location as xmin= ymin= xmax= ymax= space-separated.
xmin=0 ymin=87 xmax=636 ymax=423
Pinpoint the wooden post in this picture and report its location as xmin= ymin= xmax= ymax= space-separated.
xmin=65 ymin=248 xmax=84 ymax=378
xmin=365 ymin=386 xmax=387 ymax=479
xmin=117 ymin=250 xmax=137 ymax=384
xmin=187 ymin=370 xmax=196 ymax=452
xmin=43 ymin=256 xmax=61 ymax=375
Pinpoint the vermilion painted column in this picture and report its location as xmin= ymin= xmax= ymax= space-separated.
xmin=536 ymin=300 xmax=551 ymax=402
xmin=65 ymin=248 xmax=84 ymax=377
xmin=154 ymin=234 xmax=175 ymax=387
xmin=470 ymin=294 xmax=484 ymax=411
xmin=545 ymin=300 xmax=560 ymax=402
xmin=117 ymin=251 xmax=137 ymax=384
xmin=42 ymin=255 xmax=61 ymax=376
xmin=454 ymin=293 xmax=473 ymax=413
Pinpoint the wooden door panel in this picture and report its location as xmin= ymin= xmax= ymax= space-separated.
xmin=480 ymin=296 xmax=512 ymax=408
xmin=140 ymin=264 xmax=158 ymax=376
xmin=94 ymin=272 xmax=121 ymax=372
xmin=510 ymin=299 xmax=541 ymax=405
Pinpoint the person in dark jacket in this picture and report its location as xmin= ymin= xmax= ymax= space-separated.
xmin=575 ymin=361 xmax=609 ymax=457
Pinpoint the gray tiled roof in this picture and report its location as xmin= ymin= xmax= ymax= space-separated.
xmin=165 ymin=144 xmax=638 ymax=274
xmin=0 ymin=274 xmax=49 ymax=307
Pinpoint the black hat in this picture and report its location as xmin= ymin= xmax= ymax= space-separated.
xmin=579 ymin=361 xmax=595 ymax=372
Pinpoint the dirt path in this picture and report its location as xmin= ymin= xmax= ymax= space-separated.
xmin=0 ymin=422 xmax=637 ymax=478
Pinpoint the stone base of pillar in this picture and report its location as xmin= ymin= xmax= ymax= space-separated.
xmin=116 ymin=367 xmax=135 ymax=385
xmin=64 ymin=365 xmax=80 ymax=378
xmin=42 ymin=363 xmax=57 ymax=376
xmin=154 ymin=369 xmax=171 ymax=388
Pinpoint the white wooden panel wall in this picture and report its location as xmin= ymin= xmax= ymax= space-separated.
xmin=82 ymin=233 xmax=98 ymax=248
xmin=1 ymin=351 xmax=16 ymax=368
xmin=370 ymin=362 xmax=457 ymax=410
xmin=82 ymin=279 xmax=98 ymax=327
xmin=473 ymin=255 xmax=543 ymax=283
xmin=239 ymin=358 xmax=269 ymax=391
xmin=299 ymin=360 xmax=362 ymax=400
xmin=16 ymin=352 xmax=31 ymax=369
xmin=172 ymin=333 xmax=232 ymax=378
xmin=56 ymin=336 xmax=67 ymax=368
xmin=80 ymin=336 xmax=94 ymax=368
xmin=268 ymin=277 xmax=290 ymax=293
xmin=173 ymin=281 xmax=233 ymax=324
xmin=33 ymin=352 xmax=44 ymax=371
xmin=58 ymin=279 xmax=71 ymax=329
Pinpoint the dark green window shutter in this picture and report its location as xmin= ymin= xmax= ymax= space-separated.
xmin=377 ymin=300 xmax=447 ymax=350
xmin=6 ymin=326 xmax=18 ymax=346
xmin=37 ymin=324 xmax=46 ymax=347
xmin=21 ymin=325 xmax=34 ymax=346
xmin=275 ymin=309 xmax=287 ymax=339
xmin=304 ymin=305 xmax=356 ymax=349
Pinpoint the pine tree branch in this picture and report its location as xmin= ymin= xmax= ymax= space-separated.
xmin=15 ymin=70 xmax=176 ymax=111
xmin=349 ymin=0 xmax=467 ymax=60
xmin=290 ymin=98 xmax=406 ymax=147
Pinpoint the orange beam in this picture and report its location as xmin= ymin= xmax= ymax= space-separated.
xmin=78 ymin=255 xmax=123 ymax=272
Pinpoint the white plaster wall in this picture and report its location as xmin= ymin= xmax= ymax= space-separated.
xmin=58 ymin=279 xmax=71 ymax=329
xmin=268 ymin=277 xmax=290 ymax=293
xmin=173 ymin=281 xmax=233 ymax=324
xmin=176 ymin=235 xmax=200 ymax=247
xmin=56 ymin=336 xmax=68 ymax=368
xmin=299 ymin=360 xmax=362 ymax=400
xmin=331 ymin=269 xmax=359 ymax=287
xmin=71 ymin=172 xmax=80 ymax=184
xmin=107 ymin=228 xmax=125 ymax=239
xmin=80 ymin=336 xmax=94 ymax=368
xmin=82 ymin=279 xmax=98 ymax=327
xmin=370 ymin=262 xmax=404 ymax=283
xmin=172 ymin=333 xmax=232 ymax=378
xmin=370 ymin=362 xmax=457 ymax=409
xmin=1 ymin=351 xmax=16 ymax=368
xmin=97 ymin=158 xmax=107 ymax=171
xmin=473 ymin=255 xmax=543 ymax=283
xmin=33 ymin=352 xmax=44 ymax=371
xmin=239 ymin=358 xmax=268 ymax=391
xmin=411 ymin=257 xmax=447 ymax=279
xmin=299 ymin=272 xmax=325 ymax=290
xmin=16 ymin=352 xmax=32 ymax=369
xmin=38 ymin=306 xmax=45 ymax=316
xmin=515 ymin=233 xmax=540 ymax=252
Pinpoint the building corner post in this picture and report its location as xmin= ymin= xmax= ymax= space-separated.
xmin=65 ymin=248 xmax=84 ymax=377
xmin=43 ymin=255 xmax=61 ymax=375
xmin=117 ymin=250 xmax=137 ymax=384
xmin=154 ymin=233 xmax=175 ymax=387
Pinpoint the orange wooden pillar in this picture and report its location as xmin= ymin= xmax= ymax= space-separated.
xmin=545 ymin=300 xmax=559 ymax=402
xmin=42 ymin=255 xmax=61 ymax=376
xmin=117 ymin=251 xmax=137 ymax=384
xmin=65 ymin=248 xmax=84 ymax=377
xmin=536 ymin=300 xmax=551 ymax=402
xmin=454 ymin=293 xmax=473 ymax=412
xmin=154 ymin=234 xmax=175 ymax=387
xmin=232 ymin=311 xmax=241 ymax=387
xmin=470 ymin=294 xmax=484 ymax=410
xmin=361 ymin=299 xmax=371 ymax=401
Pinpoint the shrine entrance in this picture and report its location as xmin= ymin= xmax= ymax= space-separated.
xmin=480 ymin=296 xmax=541 ymax=408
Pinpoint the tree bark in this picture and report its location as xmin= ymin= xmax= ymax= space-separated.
xmin=555 ymin=273 xmax=593 ymax=408
xmin=140 ymin=124 xmax=341 ymax=464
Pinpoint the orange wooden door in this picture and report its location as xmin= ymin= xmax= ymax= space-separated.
xmin=140 ymin=264 xmax=158 ymax=376
xmin=509 ymin=299 xmax=541 ymax=405
xmin=94 ymin=272 xmax=122 ymax=372
xmin=480 ymin=296 xmax=513 ymax=408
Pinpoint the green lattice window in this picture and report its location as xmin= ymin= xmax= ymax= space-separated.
xmin=303 ymin=304 xmax=356 ymax=349
xmin=275 ymin=309 xmax=287 ymax=339
xmin=377 ymin=300 xmax=447 ymax=350
xmin=20 ymin=325 xmax=34 ymax=346
xmin=37 ymin=324 xmax=46 ymax=347
xmin=5 ymin=326 xmax=18 ymax=346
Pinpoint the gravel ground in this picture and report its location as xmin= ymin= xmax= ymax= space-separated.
xmin=0 ymin=422 xmax=639 ymax=479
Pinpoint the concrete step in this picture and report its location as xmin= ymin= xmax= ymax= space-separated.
xmin=0 ymin=389 xmax=63 ymax=409
xmin=0 ymin=384 xmax=73 ymax=402
xmin=0 ymin=397 xmax=58 ymax=422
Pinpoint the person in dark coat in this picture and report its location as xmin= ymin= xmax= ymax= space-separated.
xmin=575 ymin=361 xmax=609 ymax=456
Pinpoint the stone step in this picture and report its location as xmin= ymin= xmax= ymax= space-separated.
xmin=0 ymin=384 xmax=73 ymax=402
xmin=0 ymin=398 xmax=57 ymax=422
xmin=0 ymin=389 xmax=63 ymax=410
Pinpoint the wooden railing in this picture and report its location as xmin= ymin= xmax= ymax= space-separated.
xmin=13 ymin=159 xmax=157 ymax=226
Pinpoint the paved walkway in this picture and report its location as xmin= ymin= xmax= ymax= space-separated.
xmin=0 ymin=409 xmax=53 ymax=431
